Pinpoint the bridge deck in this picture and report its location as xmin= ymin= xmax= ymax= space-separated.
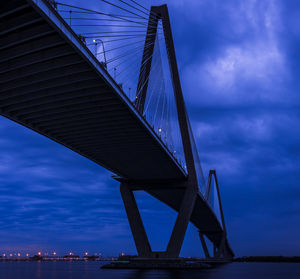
xmin=0 ymin=0 xmax=233 ymax=257
xmin=0 ymin=0 xmax=186 ymax=181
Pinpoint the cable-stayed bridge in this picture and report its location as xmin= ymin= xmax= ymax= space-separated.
xmin=0 ymin=0 xmax=234 ymax=263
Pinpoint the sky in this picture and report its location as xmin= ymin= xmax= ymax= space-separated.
xmin=1 ymin=0 xmax=300 ymax=257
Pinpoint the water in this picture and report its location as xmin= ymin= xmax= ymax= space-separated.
xmin=0 ymin=261 xmax=300 ymax=279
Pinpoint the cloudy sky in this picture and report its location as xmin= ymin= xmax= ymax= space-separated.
xmin=1 ymin=0 xmax=300 ymax=257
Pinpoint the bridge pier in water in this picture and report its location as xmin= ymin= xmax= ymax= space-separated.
xmin=120 ymin=181 xmax=197 ymax=259
xmin=102 ymin=176 xmax=234 ymax=269
xmin=120 ymin=183 xmax=152 ymax=258
xmin=118 ymin=177 xmax=233 ymax=259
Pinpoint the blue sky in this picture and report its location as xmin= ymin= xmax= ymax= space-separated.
xmin=1 ymin=0 xmax=300 ymax=257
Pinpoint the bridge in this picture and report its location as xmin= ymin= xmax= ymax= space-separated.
xmin=1 ymin=0 xmax=234 ymax=262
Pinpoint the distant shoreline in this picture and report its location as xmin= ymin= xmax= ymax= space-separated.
xmin=235 ymin=256 xmax=300 ymax=263
xmin=0 ymin=256 xmax=116 ymax=262
xmin=1 ymin=256 xmax=300 ymax=263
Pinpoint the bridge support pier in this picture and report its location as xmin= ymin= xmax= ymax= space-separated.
xmin=118 ymin=171 xmax=234 ymax=262
xmin=199 ymin=231 xmax=210 ymax=258
xmin=120 ymin=183 xmax=152 ymax=258
xmin=166 ymin=184 xmax=197 ymax=257
xmin=213 ymin=232 xmax=233 ymax=259
xmin=120 ymin=182 xmax=197 ymax=259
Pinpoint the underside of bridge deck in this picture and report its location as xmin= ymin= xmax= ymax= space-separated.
xmin=0 ymin=0 xmax=186 ymax=181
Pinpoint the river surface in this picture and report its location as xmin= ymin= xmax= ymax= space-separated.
xmin=0 ymin=261 xmax=300 ymax=279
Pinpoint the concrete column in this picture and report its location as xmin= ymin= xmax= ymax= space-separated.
xmin=215 ymin=233 xmax=226 ymax=258
xmin=120 ymin=183 xmax=152 ymax=257
xmin=166 ymin=185 xmax=197 ymax=257
xmin=199 ymin=231 xmax=210 ymax=258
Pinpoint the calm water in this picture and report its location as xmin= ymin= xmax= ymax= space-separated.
xmin=0 ymin=261 xmax=300 ymax=279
